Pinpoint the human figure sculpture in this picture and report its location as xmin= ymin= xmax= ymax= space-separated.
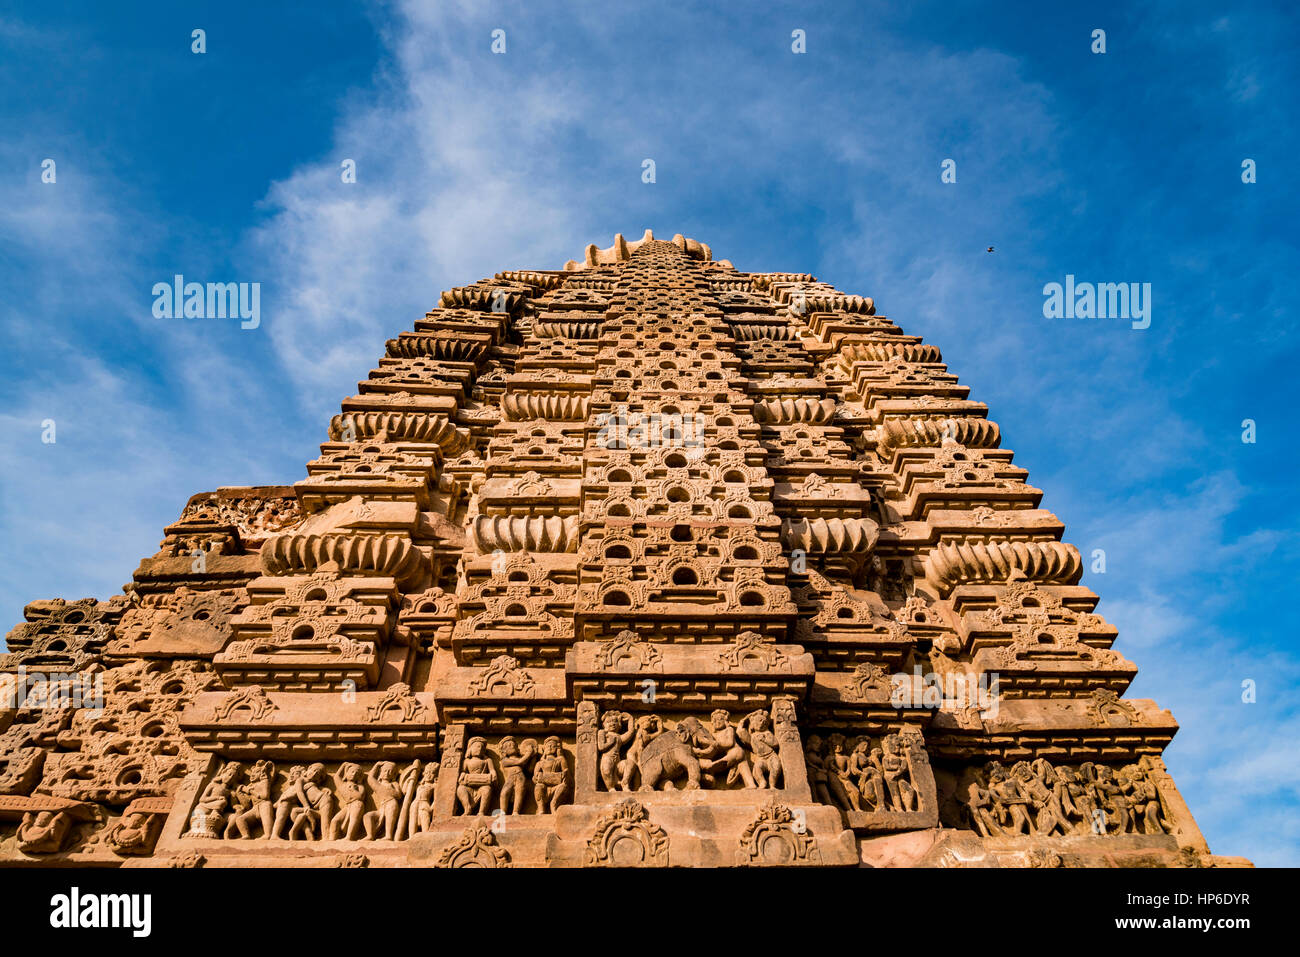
xmin=271 ymin=765 xmax=306 ymax=840
xmin=17 ymin=811 xmax=72 ymax=853
xmin=1013 ymin=760 xmax=1062 ymax=836
xmin=532 ymin=736 xmax=569 ymax=812
xmin=700 ymin=709 xmax=756 ymax=789
xmin=967 ymin=778 xmax=999 ymax=836
xmin=106 ymin=810 xmax=156 ymax=854
xmin=804 ymin=734 xmax=834 ymax=806
xmin=1066 ymin=764 xmax=1097 ymax=832
xmin=498 ymin=737 xmax=537 ymax=814
xmin=363 ymin=761 xmax=406 ymax=840
xmin=596 ymin=711 xmax=634 ymax=792
xmin=881 ymin=735 xmax=917 ymax=813
xmin=1095 ymin=765 xmax=1132 ymax=834
xmin=618 ymin=715 xmax=661 ymax=792
xmin=299 ymin=763 xmax=336 ymax=840
xmin=190 ymin=761 xmax=241 ymax=837
xmin=826 ymin=733 xmax=862 ymax=811
xmin=1130 ymin=760 xmax=1168 ymax=834
xmin=328 ymin=762 xmax=367 ymax=840
xmin=225 ymin=759 xmax=274 ymax=839
xmin=987 ymin=762 xmax=1032 ymax=835
xmin=456 ymin=736 xmax=498 ymax=815
xmin=738 ymin=710 xmax=781 ymax=789
xmin=850 ymin=738 xmax=887 ymax=811
xmin=408 ymin=763 xmax=439 ymax=835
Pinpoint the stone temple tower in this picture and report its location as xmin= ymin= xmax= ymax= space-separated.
xmin=0 ymin=230 xmax=1244 ymax=868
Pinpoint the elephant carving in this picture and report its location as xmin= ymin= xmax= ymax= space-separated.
xmin=621 ymin=716 xmax=716 ymax=791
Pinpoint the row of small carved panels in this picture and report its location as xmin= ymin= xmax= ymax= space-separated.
xmin=413 ymin=306 xmax=512 ymax=333
xmin=892 ymin=493 xmax=1045 ymax=526
xmin=170 ymin=676 xmax=1159 ymax=759
xmin=582 ymin=495 xmax=786 ymax=524
xmin=179 ymin=686 xmax=436 ymax=758
xmin=434 ymin=652 xmax=808 ymax=703
xmin=295 ymin=476 xmax=435 ymax=512
xmin=921 ymin=696 xmax=1178 ymax=763
xmin=447 ymin=610 xmax=917 ymax=665
xmin=448 ymin=635 xmax=571 ymax=668
xmin=577 ymin=476 xmax=781 ymax=502
xmin=872 ymin=512 xmax=1067 ymax=561
xmin=852 ymin=373 xmax=966 ymax=404
xmin=575 ymin=581 xmax=797 ymax=616
xmin=588 ymin=533 xmax=790 ymax=566
xmin=927 ymin=740 xmax=1178 ymax=769
xmin=585 ymin=441 xmax=771 ymax=465
xmin=210 ymin=663 xmax=381 ymax=693
xmin=570 ymin=683 xmax=809 ymax=716
xmin=575 ymin=616 xmax=793 ymax=643
xmin=575 ymin=562 xmax=792 ymax=591
xmin=950 ymin=580 xmax=1114 ymax=632
xmin=978 ymin=673 xmax=1138 ymax=697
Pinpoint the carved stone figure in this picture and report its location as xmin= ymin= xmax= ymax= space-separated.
xmin=700 ymin=709 xmax=756 ymax=789
xmin=456 ymin=737 xmax=498 ymax=815
xmin=328 ymin=762 xmax=367 ymax=841
xmin=738 ymin=711 xmax=782 ymax=789
xmin=825 ymin=734 xmax=862 ymax=811
xmin=408 ymin=764 xmax=439 ymax=835
xmin=225 ymin=759 xmax=274 ymax=839
xmin=17 ymin=811 xmax=75 ymax=854
xmin=597 ymin=711 xmax=634 ymax=792
xmin=851 ymin=738 xmax=887 ymax=811
xmin=498 ymin=737 xmax=537 ymax=815
xmin=532 ymin=736 xmax=569 ymax=812
xmin=880 ymin=735 xmax=917 ymax=813
xmin=960 ymin=758 xmax=1175 ymax=842
xmin=362 ymin=762 xmax=406 ymax=840
xmin=188 ymin=762 xmax=241 ymax=838
xmin=631 ymin=716 xmax=715 ymax=791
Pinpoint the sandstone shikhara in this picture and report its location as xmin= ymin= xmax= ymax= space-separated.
xmin=0 ymin=231 xmax=1246 ymax=868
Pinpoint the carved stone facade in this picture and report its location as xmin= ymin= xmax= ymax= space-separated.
xmin=0 ymin=231 xmax=1245 ymax=867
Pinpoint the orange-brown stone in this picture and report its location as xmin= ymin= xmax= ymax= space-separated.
xmin=0 ymin=232 xmax=1248 ymax=868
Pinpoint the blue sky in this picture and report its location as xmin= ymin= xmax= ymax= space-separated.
xmin=1 ymin=1 xmax=1296 ymax=863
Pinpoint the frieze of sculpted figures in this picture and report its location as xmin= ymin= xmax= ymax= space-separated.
xmin=452 ymin=734 xmax=571 ymax=816
xmin=184 ymin=759 xmax=439 ymax=842
xmin=962 ymin=757 xmax=1171 ymax=838
xmin=593 ymin=708 xmax=784 ymax=792
xmin=805 ymin=733 xmax=920 ymax=813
